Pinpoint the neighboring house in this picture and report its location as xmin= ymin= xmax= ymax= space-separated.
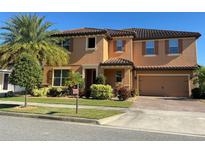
xmin=0 ymin=69 xmax=23 ymax=96
xmin=43 ymin=27 xmax=201 ymax=97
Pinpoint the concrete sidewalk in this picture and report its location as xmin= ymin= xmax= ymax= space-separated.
xmin=0 ymin=100 xmax=126 ymax=111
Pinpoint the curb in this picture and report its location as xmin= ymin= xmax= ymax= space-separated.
xmin=98 ymin=113 xmax=126 ymax=125
xmin=0 ymin=111 xmax=100 ymax=125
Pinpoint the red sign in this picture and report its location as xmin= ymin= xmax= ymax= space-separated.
xmin=72 ymin=89 xmax=79 ymax=95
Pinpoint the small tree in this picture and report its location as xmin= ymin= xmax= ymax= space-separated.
xmin=95 ymin=74 xmax=106 ymax=84
xmin=9 ymin=53 xmax=42 ymax=107
xmin=65 ymin=71 xmax=84 ymax=89
xmin=194 ymin=66 xmax=205 ymax=94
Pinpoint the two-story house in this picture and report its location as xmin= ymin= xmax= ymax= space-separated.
xmin=43 ymin=27 xmax=201 ymax=97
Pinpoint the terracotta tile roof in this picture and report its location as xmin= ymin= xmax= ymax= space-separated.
xmin=52 ymin=28 xmax=107 ymax=37
xmin=135 ymin=65 xmax=198 ymax=70
xmin=100 ymin=58 xmax=134 ymax=66
xmin=124 ymin=28 xmax=201 ymax=40
xmin=52 ymin=27 xmax=201 ymax=40
xmin=105 ymin=29 xmax=135 ymax=37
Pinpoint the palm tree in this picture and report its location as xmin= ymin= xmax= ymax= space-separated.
xmin=0 ymin=14 xmax=69 ymax=68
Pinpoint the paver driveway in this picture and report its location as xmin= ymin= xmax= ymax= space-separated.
xmin=105 ymin=97 xmax=205 ymax=136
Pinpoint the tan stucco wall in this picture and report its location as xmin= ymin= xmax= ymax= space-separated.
xmin=108 ymin=38 xmax=132 ymax=61
xmin=103 ymin=38 xmax=109 ymax=62
xmin=104 ymin=68 xmax=132 ymax=89
xmin=133 ymin=38 xmax=197 ymax=66
xmin=69 ymin=36 xmax=106 ymax=65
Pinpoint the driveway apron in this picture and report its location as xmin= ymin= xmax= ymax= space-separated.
xmin=105 ymin=97 xmax=205 ymax=136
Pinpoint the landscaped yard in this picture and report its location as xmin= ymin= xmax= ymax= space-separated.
xmin=0 ymin=96 xmax=133 ymax=108
xmin=0 ymin=104 xmax=123 ymax=119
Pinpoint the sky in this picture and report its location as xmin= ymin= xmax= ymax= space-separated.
xmin=0 ymin=12 xmax=204 ymax=66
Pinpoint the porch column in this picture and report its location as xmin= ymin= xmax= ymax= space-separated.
xmin=124 ymin=68 xmax=132 ymax=89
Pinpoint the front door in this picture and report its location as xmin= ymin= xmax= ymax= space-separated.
xmin=85 ymin=69 xmax=96 ymax=89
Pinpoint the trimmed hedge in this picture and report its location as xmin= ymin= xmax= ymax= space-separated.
xmin=90 ymin=84 xmax=113 ymax=99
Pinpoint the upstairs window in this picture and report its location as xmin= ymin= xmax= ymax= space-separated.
xmin=115 ymin=71 xmax=122 ymax=82
xmin=58 ymin=39 xmax=71 ymax=51
xmin=87 ymin=37 xmax=96 ymax=49
xmin=53 ymin=69 xmax=70 ymax=86
xmin=115 ymin=40 xmax=125 ymax=52
xmin=169 ymin=39 xmax=179 ymax=54
xmin=145 ymin=41 xmax=155 ymax=55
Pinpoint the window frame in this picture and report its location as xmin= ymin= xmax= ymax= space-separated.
xmin=115 ymin=39 xmax=125 ymax=53
xmin=168 ymin=39 xmax=180 ymax=55
xmin=115 ymin=70 xmax=123 ymax=83
xmin=58 ymin=38 xmax=71 ymax=52
xmin=86 ymin=37 xmax=96 ymax=50
xmin=52 ymin=69 xmax=70 ymax=87
xmin=145 ymin=40 xmax=155 ymax=56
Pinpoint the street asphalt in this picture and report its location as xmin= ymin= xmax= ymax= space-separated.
xmin=0 ymin=115 xmax=205 ymax=141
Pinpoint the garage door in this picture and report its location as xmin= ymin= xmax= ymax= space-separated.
xmin=139 ymin=75 xmax=189 ymax=97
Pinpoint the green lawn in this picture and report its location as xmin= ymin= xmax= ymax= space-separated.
xmin=0 ymin=96 xmax=132 ymax=108
xmin=0 ymin=104 xmax=123 ymax=119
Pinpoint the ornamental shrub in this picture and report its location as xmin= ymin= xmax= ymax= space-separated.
xmin=95 ymin=74 xmax=106 ymax=85
xmin=90 ymin=84 xmax=113 ymax=99
xmin=9 ymin=53 xmax=42 ymax=107
xmin=47 ymin=87 xmax=63 ymax=97
xmin=64 ymin=71 xmax=84 ymax=88
xmin=191 ymin=88 xmax=201 ymax=99
xmin=194 ymin=66 xmax=205 ymax=94
xmin=117 ymin=86 xmax=131 ymax=101
xmin=32 ymin=87 xmax=49 ymax=97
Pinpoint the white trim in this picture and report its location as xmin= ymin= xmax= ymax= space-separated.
xmin=52 ymin=69 xmax=70 ymax=87
xmin=115 ymin=51 xmax=124 ymax=53
xmin=114 ymin=39 xmax=125 ymax=53
xmin=86 ymin=36 xmax=97 ymax=51
xmin=144 ymin=54 xmax=157 ymax=57
xmin=167 ymin=53 xmax=181 ymax=56
xmin=0 ymin=70 xmax=12 ymax=73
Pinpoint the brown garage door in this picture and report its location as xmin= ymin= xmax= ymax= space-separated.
xmin=139 ymin=76 xmax=189 ymax=97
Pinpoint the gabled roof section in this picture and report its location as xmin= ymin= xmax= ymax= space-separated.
xmin=100 ymin=58 xmax=134 ymax=66
xmin=52 ymin=27 xmax=201 ymax=40
xmin=123 ymin=28 xmax=201 ymax=40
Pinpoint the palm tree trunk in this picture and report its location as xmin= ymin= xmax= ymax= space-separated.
xmin=24 ymin=90 xmax=27 ymax=107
